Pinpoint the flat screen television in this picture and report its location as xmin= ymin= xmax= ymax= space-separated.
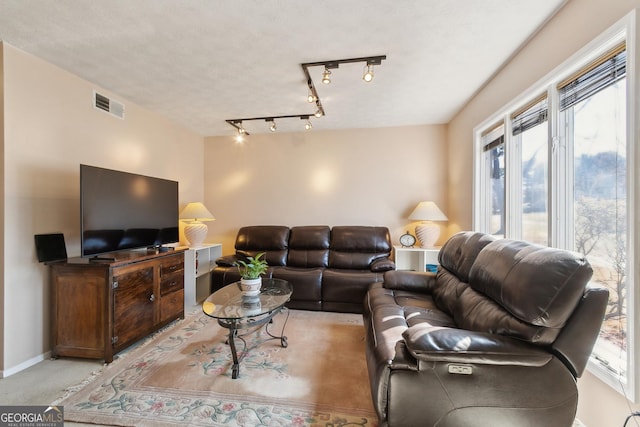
xmin=80 ymin=164 xmax=179 ymax=258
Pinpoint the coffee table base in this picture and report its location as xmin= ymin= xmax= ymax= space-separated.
xmin=217 ymin=307 xmax=290 ymax=379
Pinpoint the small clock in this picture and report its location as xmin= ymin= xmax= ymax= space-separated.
xmin=399 ymin=231 xmax=417 ymax=248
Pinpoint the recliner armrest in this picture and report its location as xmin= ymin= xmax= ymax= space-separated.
xmin=382 ymin=270 xmax=437 ymax=293
xmin=215 ymin=254 xmax=240 ymax=267
xmin=370 ymin=256 xmax=396 ymax=272
xmin=402 ymin=324 xmax=552 ymax=367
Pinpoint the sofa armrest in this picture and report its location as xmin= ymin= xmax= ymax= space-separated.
xmin=382 ymin=270 xmax=437 ymax=293
xmin=402 ymin=324 xmax=552 ymax=367
xmin=215 ymin=254 xmax=239 ymax=267
xmin=370 ymin=256 xmax=396 ymax=272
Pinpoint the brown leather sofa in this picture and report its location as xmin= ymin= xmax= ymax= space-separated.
xmin=211 ymin=225 xmax=395 ymax=313
xmin=363 ymin=231 xmax=609 ymax=427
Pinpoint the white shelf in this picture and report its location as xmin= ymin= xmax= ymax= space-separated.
xmin=394 ymin=245 xmax=440 ymax=272
xmin=182 ymin=243 xmax=222 ymax=310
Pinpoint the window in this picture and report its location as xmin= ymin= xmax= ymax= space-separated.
xmin=480 ymin=126 xmax=505 ymax=237
xmin=559 ymin=46 xmax=628 ymax=381
xmin=474 ymin=16 xmax=638 ymax=401
xmin=511 ymin=96 xmax=548 ymax=245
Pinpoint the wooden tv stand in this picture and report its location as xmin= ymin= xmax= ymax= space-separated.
xmin=49 ymin=248 xmax=186 ymax=363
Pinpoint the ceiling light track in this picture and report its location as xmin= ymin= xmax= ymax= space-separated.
xmin=225 ymin=54 xmax=386 ymax=138
xmin=226 ymin=113 xmax=315 ymax=135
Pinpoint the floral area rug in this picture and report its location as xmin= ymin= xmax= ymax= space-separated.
xmin=58 ymin=309 xmax=378 ymax=427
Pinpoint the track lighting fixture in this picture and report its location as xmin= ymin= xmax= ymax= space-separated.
xmin=225 ymin=55 xmax=386 ymax=138
xmin=363 ymin=64 xmax=374 ymax=82
xmin=307 ymin=89 xmax=316 ymax=103
xmin=321 ymin=67 xmax=332 ymax=85
xmin=235 ymin=126 xmax=246 ymax=143
xmin=302 ymin=116 xmax=312 ymax=130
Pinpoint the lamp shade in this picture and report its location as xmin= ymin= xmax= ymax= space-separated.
xmin=179 ymin=202 xmax=215 ymax=222
xmin=408 ymin=201 xmax=448 ymax=248
xmin=408 ymin=201 xmax=448 ymax=222
xmin=179 ymin=202 xmax=215 ymax=247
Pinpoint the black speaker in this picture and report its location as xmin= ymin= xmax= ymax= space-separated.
xmin=34 ymin=233 xmax=68 ymax=263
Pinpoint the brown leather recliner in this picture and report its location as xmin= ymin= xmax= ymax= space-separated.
xmin=363 ymin=231 xmax=609 ymax=427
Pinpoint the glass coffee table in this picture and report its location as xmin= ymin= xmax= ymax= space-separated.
xmin=202 ymin=278 xmax=292 ymax=379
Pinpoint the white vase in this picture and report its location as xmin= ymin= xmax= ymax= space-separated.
xmin=240 ymin=277 xmax=262 ymax=297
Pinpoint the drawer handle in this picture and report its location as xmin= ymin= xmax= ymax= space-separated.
xmin=168 ymin=281 xmax=178 ymax=287
xmin=149 ymin=294 xmax=156 ymax=302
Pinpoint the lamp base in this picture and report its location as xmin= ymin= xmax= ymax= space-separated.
xmin=415 ymin=222 xmax=440 ymax=248
xmin=184 ymin=221 xmax=208 ymax=247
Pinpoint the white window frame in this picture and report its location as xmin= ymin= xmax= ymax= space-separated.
xmin=473 ymin=11 xmax=639 ymax=402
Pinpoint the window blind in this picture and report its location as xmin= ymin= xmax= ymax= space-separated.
xmin=511 ymin=94 xmax=548 ymax=136
xmin=483 ymin=135 xmax=504 ymax=152
xmin=559 ymin=44 xmax=626 ymax=111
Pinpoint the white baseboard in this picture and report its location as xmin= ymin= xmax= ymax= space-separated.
xmin=1 ymin=350 xmax=52 ymax=378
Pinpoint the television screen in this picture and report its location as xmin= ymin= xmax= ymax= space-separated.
xmin=80 ymin=164 xmax=179 ymax=257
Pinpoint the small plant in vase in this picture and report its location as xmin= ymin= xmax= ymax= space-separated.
xmin=236 ymin=252 xmax=268 ymax=297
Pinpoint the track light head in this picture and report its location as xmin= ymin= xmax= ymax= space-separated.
xmin=307 ymin=90 xmax=316 ymax=103
xmin=268 ymin=119 xmax=277 ymax=132
xmin=232 ymin=121 xmax=246 ymax=142
xmin=300 ymin=116 xmax=312 ymax=130
xmin=363 ymin=64 xmax=374 ymax=82
xmin=322 ymin=67 xmax=331 ymax=84
xmin=314 ymin=109 xmax=323 ymax=118
xmin=235 ymin=128 xmax=245 ymax=143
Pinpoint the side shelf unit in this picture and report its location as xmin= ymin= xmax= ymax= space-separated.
xmin=183 ymin=243 xmax=222 ymax=310
xmin=394 ymin=245 xmax=441 ymax=272
xmin=49 ymin=249 xmax=185 ymax=363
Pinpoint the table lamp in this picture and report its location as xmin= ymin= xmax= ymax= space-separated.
xmin=179 ymin=202 xmax=215 ymax=247
xmin=408 ymin=201 xmax=448 ymax=248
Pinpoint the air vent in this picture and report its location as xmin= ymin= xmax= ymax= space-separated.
xmin=93 ymin=91 xmax=125 ymax=119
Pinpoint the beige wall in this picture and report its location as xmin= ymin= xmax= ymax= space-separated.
xmin=446 ymin=0 xmax=640 ymax=425
xmin=203 ymin=125 xmax=447 ymax=253
xmin=1 ymin=43 xmax=205 ymax=374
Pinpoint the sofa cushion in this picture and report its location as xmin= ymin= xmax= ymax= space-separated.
xmin=271 ymin=266 xmax=323 ymax=303
xmin=469 ymin=239 xmax=593 ymax=329
xmin=287 ymin=226 xmax=330 ymax=268
xmin=454 ymin=285 xmax=558 ymax=344
xmin=329 ymin=226 xmax=392 ymax=269
xmin=235 ymin=225 xmax=290 ymax=266
xmin=323 ymin=269 xmax=385 ymax=309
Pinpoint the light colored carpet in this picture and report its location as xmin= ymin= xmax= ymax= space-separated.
xmin=56 ymin=309 xmax=377 ymax=427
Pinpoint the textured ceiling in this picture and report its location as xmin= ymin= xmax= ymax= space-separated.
xmin=0 ymin=0 xmax=566 ymax=137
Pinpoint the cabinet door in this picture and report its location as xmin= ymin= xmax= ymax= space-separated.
xmin=113 ymin=265 xmax=155 ymax=349
xmin=51 ymin=266 xmax=107 ymax=358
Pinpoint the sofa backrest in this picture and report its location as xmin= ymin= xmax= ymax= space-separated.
xmin=235 ymin=225 xmax=290 ymax=266
xmin=465 ymin=239 xmax=593 ymax=345
xmin=328 ymin=226 xmax=392 ymax=269
xmin=434 ymin=231 xmax=496 ymax=315
xmin=437 ymin=234 xmax=594 ymax=347
xmin=287 ymin=226 xmax=330 ymax=268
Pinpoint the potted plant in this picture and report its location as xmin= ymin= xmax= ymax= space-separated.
xmin=236 ymin=252 xmax=269 ymax=296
